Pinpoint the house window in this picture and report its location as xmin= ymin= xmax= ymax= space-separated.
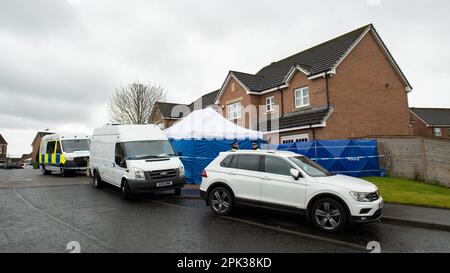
xmin=266 ymin=96 xmax=274 ymax=113
xmin=294 ymin=87 xmax=310 ymax=108
xmin=434 ymin=128 xmax=442 ymax=137
xmin=448 ymin=128 xmax=450 ymax=136
xmin=0 ymin=146 xmax=3 ymax=154
xmin=281 ymin=134 xmax=309 ymax=144
xmin=227 ymin=102 xmax=242 ymax=120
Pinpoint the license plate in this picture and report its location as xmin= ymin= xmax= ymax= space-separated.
xmin=156 ymin=181 xmax=173 ymax=187
xmin=379 ymin=200 xmax=384 ymax=209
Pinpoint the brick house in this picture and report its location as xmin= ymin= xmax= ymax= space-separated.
xmin=410 ymin=108 xmax=450 ymax=139
xmin=214 ymin=24 xmax=413 ymax=144
xmin=151 ymin=90 xmax=219 ymax=129
xmin=30 ymin=131 xmax=54 ymax=165
xmin=0 ymin=134 xmax=7 ymax=167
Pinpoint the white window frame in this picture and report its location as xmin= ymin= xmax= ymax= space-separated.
xmin=434 ymin=128 xmax=442 ymax=137
xmin=266 ymin=96 xmax=275 ymax=113
xmin=227 ymin=101 xmax=242 ymax=120
xmin=294 ymin=86 xmax=310 ymax=109
xmin=280 ymin=134 xmax=309 ymax=144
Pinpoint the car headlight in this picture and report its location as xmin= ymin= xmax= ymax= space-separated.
xmin=179 ymin=165 xmax=185 ymax=177
xmin=350 ymin=191 xmax=373 ymax=202
xmin=133 ymin=167 xmax=145 ymax=180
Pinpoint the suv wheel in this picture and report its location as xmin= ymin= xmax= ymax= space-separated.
xmin=121 ymin=180 xmax=133 ymax=201
xmin=311 ymin=198 xmax=348 ymax=232
xmin=209 ymin=187 xmax=233 ymax=215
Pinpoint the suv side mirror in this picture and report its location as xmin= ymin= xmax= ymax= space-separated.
xmin=290 ymin=168 xmax=301 ymax=180
xmin=177 ymin=151 xmax=183 ymax=157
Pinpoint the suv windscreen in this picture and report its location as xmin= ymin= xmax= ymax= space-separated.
xmin=264 ymin=155 xmax=292 ymax=176
xmin=289 ymin=156 xmax=334 ymax=177
xmin=235 ymin=154 xmax=260 ymax=172
xmin=62 ymin=139 xmax=91 ymax=153
xmin=122 ymin=140 xmax=175 ymax=160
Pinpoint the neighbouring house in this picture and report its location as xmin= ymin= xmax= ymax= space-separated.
xmin=0 ymin=134 xmax=7 ymax=167
xmin=214 ymin=24 xmax=413 ymax=144
xmin=31 ymin=131 xmax=54 ymax=165
xmin=410 ymin=108 xmax=450 ymax=139
xmin=151 ymin=90 xmax=219 ymax=129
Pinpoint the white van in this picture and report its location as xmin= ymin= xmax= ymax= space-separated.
xmin=89 ymin=124 xmax=185 ymax=200
xmin=39 ymin=133 xmax=91 ymax=176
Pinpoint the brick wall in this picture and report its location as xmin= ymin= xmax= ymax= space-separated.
xmin=375 ymin=136 xmax=450 ymax=187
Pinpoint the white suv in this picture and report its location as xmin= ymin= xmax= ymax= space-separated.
xmin=200 ymin=150 xmax=383 ymax=232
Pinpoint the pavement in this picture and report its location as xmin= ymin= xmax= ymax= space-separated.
xmin=181 ymin=184 xmax=450 ymax=232
xmin=1 ymin=169 xmax=450 ymax=253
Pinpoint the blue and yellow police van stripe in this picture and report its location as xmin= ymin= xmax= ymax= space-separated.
xmin=39 ymin=142 xmax=66 ymax=166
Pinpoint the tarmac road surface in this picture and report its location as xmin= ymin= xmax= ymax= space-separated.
xmin=0 ymin=169 xmax=449 ymax=253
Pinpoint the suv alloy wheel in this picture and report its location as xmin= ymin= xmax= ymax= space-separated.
xmin=311 ymin=198 xmax=348 ymax=232
xmin=209 ymin=187 xmax=233 ymax=215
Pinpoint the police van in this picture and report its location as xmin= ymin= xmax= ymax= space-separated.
xmin=39 ymin=133 xmax=91 ymax=176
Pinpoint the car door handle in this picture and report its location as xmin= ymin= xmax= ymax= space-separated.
xmin=229 ymin=172 xmax=235 ymax=176
xmin=262 ymin=176 xmax=270 ymax=180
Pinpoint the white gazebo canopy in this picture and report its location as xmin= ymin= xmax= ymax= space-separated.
xmin=164 ymin=107 xmax=262 ymax=140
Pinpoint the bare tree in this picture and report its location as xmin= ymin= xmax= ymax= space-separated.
xmin=108 ymin=82 xmax=166 ymax=124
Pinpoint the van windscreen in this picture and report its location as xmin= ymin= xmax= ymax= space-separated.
xmin=122 ymin=140 xmax=175 ymax=160
xmin=62 ymin=139 xmax=91 ymax=153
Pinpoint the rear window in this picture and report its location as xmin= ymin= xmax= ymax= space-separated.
xmin=236 ymin=154 xmax=261 ymax=172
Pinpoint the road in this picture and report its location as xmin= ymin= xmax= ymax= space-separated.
xmin=0 ymin=169 xmax=449 ymax=253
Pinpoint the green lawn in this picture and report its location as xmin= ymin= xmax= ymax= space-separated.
xmin=363 ymin=177 xmax=450 ymax=209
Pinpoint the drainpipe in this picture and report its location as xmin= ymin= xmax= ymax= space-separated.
xmin=278 ymin=86 xmax=284 ymax=117
xmin=310 ymin=124 xmax=316 ymax=140
xmin=325 ymin=71 xmax=330 ymax=109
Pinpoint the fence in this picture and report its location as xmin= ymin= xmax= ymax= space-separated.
xmin=263 ymin=139 xmax=382 ymax=177
xmin=374 ymin=136 xmax=450 ymax=187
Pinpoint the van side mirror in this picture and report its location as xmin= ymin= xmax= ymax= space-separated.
xmin=290 ymin=168 xmax=301 ymax=180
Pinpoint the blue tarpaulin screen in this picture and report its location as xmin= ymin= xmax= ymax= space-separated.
xmin=263 ymin=139 xmax=381 ymax=177
xmin=170 ymin=139 xmax=381 ymax=184
xmin=169 ymin=139 xmax=263 ymax=184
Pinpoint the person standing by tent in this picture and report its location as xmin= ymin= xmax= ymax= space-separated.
xmin=231 ymin=141 xmax=239 ymax=151
xmin=252 ymin=142 xmax=260 ymax=150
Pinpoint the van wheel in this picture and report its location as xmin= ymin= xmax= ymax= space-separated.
xmin=93 ymin=172 xmax=104 ymax=188
xmin=41 ymin=166 xmax=51 ymax=175
xmin=121 ymin=180 xmax=133 ymax=201
xmin=209 ymin=187 xmax=234 ymax=215
xmin=310 ymin=198 xmax=348 ymax=232
xmin=61 ymin=168 xmax=69 ymax=177
xmin=174 ymin=188 xmax=181 ymax=196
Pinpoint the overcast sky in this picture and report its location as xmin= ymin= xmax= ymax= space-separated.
xmin=1 ymin=0 xmax=449 ymax=156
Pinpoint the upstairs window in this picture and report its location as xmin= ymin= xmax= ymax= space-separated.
xmin=227 ymin=102 xmax=242 ymax=120
xmin=266 ymin=96 xmax=275 ymax=113
xmin=434 ymin=128 xmax=442 ymax=137
xmin=294 ymin=86 xmax=310 ymax=108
